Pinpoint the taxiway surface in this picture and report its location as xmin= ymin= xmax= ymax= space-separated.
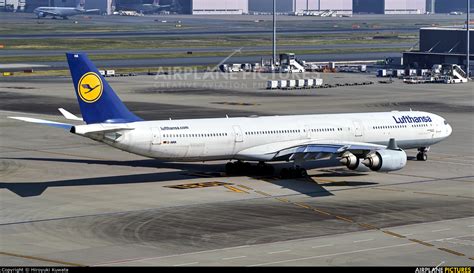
xmin=1 ymin=72 xmax=473 ymax=266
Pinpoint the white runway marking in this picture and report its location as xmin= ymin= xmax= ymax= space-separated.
xmin=431 ymin=228 xmax=451 ymax=233
xmin=222 ymin=256 xmax=246 ymax=260
xmin=95 ymin=218 xmax=474 ymax=266
xmin=268 ymin=250 xmax=291 ymax=254
xmin=95 ymin=245 xmax=251 ymax=265
xmin=251 ymin=243 xmax=417 ymax=266
xmin=353 ymin=239 xmax=374 ymax=243
xmin=250 ymin=234 xmax=472 ymax=266
xmin=174 ymin=262 xmax=198 ymax=266
xmin=311 ymin=244 xmax=334 ymax=249
xmin=429 ymin=160 xmax=474 ymax=166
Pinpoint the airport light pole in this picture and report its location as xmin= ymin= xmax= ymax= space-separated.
xmin=467 ymin=0 xmax=470 ymax=78
xmin=272 ymin=0 xmax=277 ymax=67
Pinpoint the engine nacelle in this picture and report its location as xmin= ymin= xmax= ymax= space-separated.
xmin=339 ymin=152 xmax=371 ymax=172
xmin=362 ymin=149 xmax=407 ymax=172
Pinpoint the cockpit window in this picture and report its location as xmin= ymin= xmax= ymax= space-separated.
xmin=444 ymin=120 xmax=448 ymax=125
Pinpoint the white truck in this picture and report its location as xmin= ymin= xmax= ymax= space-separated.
xmin=392 ymin=69 xmax=405 ymax=78
xmin=296 ymin=79 xmax=305 ymax=89
xmin=229 ymin=64 xmax=242 ymax=72
xmin=314 ymin=78 xmax=323 ymax=86
xmin=287 ymin=80 xmax=297 ymax=89
xmin=304 ymin=79 xmax=314 ymax=88
xmin=266 ymin=80 xmax=278 ymax=90
xmin=278 ymin=80 xmax=288 ymax=89
xmin=377 ymin=69 xmax=387 ymax=77
xmin=106 ymin=70 xmax=115 ymax=77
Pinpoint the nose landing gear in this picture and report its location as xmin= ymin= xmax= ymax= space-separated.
xmin=416 ymin=147 xmax=429 ymax=161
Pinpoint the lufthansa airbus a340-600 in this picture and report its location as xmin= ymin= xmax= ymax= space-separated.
xmin=10 ymin=53 xmax=452 ymax=178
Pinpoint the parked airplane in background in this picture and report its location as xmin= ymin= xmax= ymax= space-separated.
xmin=119 ymin=0 xmax=171 ymax=14
xmin=9 ymin=53 xmax=452 ymax=178
xmin=34 ymin=3 xmax=99 ymax=19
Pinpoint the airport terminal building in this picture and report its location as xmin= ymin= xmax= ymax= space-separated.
xmin=403 ymin=27 xmax=474 ymax=70
xmin=189 ymin=0 xmax=248 ymax=15
xmin=249 ymin=0 xmax=353 ymax=15
xmin=5 ymin=0 xmax=473 ymax=15
xmin=353 ymin=0 xmax=425 ymax=14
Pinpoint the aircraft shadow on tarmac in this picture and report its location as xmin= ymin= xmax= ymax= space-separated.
xmin=1 ymin=157 xmax=376 ymax=198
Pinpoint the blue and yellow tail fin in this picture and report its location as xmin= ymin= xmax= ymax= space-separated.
xmin=66 ymin=53 xmax=142 ymax=124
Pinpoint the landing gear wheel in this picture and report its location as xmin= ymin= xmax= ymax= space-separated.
xmin=299 ymin=168 xmax=308 ymax=178
xmin=280 ymin=167 xmax=307 ymax=178
xmin=416 ymin=147 xmax=429 ymax=161
xmin=264 ymin=164 xmax=275 ymax=175
xmin=416 ymin=152 xmax=428 ymax=161
xmin=227 ymin=161 xmax=274 ymax=176
xmin=257 ymin=162 xmax=275 ymax=176
xmin=225 ymin=162 xmax=236 ymax=175
xmin=225 ymin=161 xmax=247 ymax=175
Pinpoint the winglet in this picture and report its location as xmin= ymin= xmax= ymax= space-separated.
xmin=58 ymin=108 xmax=83 ymax=121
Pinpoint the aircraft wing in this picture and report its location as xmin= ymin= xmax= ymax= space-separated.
xmin=236 ymin=139 xmax=385 ymax=162
xmin=85 ymin=9 xmax=100 ymax=13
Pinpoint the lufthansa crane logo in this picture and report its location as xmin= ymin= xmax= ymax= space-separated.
xmin=78 ymin=72 xmax=103 ymax=103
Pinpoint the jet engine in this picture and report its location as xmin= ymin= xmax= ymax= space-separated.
xmin=361 ymin=149 xmax=407 ymax=172
xmin=339 ymin=152 xmax=370 ymax=172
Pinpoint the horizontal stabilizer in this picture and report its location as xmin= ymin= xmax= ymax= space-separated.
xmin=9 ymin=116 xmax=73 ymax=130
xmin=71 ymin=123 xmax=134 ymax=136
xmin=58 ymin=108 xmax=83 ymax=121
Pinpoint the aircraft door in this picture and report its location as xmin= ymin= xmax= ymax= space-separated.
xmin=151 ymin=127 xmax=161 ymax=145
xmin=353 ymin=121 xmax=363 ymax=137
xmin=432 ymin=121 xmax=442 ymax=139
xmin=304 ymin=125 xmax=311 ymax=138
xmin=233 ymin=125 xmax=243 ymax=142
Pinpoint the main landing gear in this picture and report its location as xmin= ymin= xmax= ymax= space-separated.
xmin=280 ymin=166 xmax=308 ymax=179
xmin=416 ymin=147 xmax=429 ymax=161
xmin=225 ymin=161 xmax=308 ymax=179
xmin=225 ymin=161 xmax=275 ymax=176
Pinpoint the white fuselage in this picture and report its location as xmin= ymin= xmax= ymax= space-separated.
xmin=89 ymin=111 xmax=452 ymax=162
xmin=34 ymin=7 xmax=87 ymax=17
